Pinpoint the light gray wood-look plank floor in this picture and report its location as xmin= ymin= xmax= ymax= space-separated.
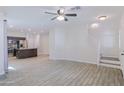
xmin=0 ymin=55 xmax=124 ymax=86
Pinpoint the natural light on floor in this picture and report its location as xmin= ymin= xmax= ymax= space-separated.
xmin=8 ymin=66 xmax=16 ymax=71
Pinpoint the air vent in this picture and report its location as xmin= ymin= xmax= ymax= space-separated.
xmin=70 ymin=6 xmax=81 ymax=10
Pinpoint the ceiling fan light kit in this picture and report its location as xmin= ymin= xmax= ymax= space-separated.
xmin=58 ymin=8 xmax=64 ymax=14
xmin=57 ymin=16 xmax=64 ymax=21
xmin=45 ymin=8 xmax=77 ymax=21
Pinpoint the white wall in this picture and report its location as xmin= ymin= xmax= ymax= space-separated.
xmin=49 ymin=18 xmax=120 ymax=64
xmin=49 ymin=23 xmax=99 ymax=64
xmin=39 ymin=33 xmax=49 ymax=55
xmin=0 ymin=20 xmax=5 ymax=75
xmin=119 ymin=14 xmax=124 ymax=53
xmin=26 ymin=33 xmax=36 ymax=48
xmin=119 ymin=13 xmax=124 ymax=78
xmin=100 ymin=31 xmax=119 ymax=58
xmin=26 ymin=32 xmax=49 ymax=55
xmin=89 ymin=27 xmax=119 ymax=58
xmin=0 ymin=18 xmax=7 ymax=75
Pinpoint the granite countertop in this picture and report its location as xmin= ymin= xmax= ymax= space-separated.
xmin=17 ymin=48 xmax=37 ymax=50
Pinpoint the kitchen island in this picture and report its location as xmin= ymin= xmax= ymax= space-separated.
xmin=16 ymin=48 xmax=37 ymax=59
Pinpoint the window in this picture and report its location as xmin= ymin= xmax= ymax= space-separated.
xmin=103 ymin=35 xmax=113 ymax=48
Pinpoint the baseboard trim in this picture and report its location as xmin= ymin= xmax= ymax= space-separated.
xmin=49 ymin=58 xmax=97 ymax=65
xmin=38 ymin=53 xmax=49 ymax=56
xmin=101 ymin=56 xmax=119 ymax=59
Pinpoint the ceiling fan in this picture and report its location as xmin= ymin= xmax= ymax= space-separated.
xmin=44 ymin=8 xmax=77 ymax=21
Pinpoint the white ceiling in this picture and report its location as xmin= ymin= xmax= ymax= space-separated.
xmin=0 ymin=6 xmax=124 ymax=33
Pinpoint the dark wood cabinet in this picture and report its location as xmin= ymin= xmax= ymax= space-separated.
xmin=16 ymin=48 xmax=37 ymax=59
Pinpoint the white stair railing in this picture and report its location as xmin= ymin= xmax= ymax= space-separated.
xmin=97 ymin=41 xmax=101 ymax=66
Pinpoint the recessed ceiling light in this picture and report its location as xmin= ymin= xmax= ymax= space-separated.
xmin=97 ymin=16 xmax=108 ymax=21
xmin=91 ymin=23 xmax=99 ymax=28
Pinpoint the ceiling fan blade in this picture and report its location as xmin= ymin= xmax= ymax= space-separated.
xmin=45 ymin=12 xmax=57 ymax=15
xmin=51 ymin=16 xmax=58 ymax=20
xmin=65 ymin=14 xmax=77 ymax=16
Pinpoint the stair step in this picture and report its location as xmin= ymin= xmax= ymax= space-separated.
xmin=100 ymin=59 xmax=121 ymax=65
xmin=99 ymin=63 xmax=121 ymax=69
xmin=101 ymin=57 xmax=119 ymax=61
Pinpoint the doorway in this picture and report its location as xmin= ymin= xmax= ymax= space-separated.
xmin=7 ymin=36 xmax=26 ymax=57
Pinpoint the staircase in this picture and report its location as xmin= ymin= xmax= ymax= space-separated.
xmin=99 ymin=57 xmax=121 ymax=69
